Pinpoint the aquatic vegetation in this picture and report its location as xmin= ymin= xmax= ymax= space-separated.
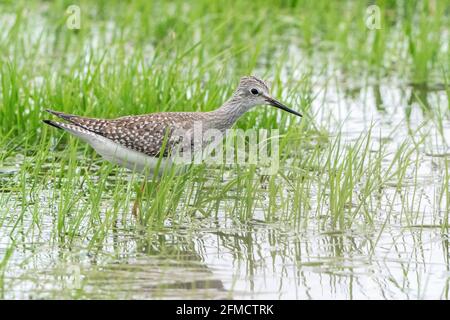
xmin=0 ymin=0 xmax=448 ymax=299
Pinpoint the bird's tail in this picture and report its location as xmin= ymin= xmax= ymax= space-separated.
xmin=42 ymin=118 xmax=99 ymax=141
xmin=43 ymin=109 xmax=107 ymax=135
xmin=42 ymin=119 xmax=65 ymax=130
xmin=45 ymin=109 xmax=79 ymax=122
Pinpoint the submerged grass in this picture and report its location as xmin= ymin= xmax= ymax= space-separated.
xmin=0 ymin=0 xmax=448 ymax=299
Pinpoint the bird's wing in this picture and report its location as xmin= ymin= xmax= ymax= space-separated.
xmin=101 ymin=114 xmax=177 ymax=157
xmin=104 ymin=113 xmax=206 ymax=157
xmin=45 ymin=109 xmax=203 ymax=157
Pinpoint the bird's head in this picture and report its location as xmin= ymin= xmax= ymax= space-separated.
xmin=231 ymin=76 xmax=302 ymax=117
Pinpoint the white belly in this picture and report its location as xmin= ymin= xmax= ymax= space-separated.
xmin=92 ymin=135 xmax=170 ymax=173
xmin=68 ymin=126 xmax=175 ymax=175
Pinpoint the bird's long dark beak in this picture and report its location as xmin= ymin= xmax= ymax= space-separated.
xmin=265 ymin=96 xmax=302 ymax=117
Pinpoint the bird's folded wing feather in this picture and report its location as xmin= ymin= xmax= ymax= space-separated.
xmin=47 ymin=110 xmax=204 ymax=157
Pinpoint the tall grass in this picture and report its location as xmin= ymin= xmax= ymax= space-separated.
xmin=0 ymin=0 xmax=448 ymax=299
xmin=0 ymin=0 xmax=448 ymax=138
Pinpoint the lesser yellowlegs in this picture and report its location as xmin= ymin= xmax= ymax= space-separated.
xmin=43 ymin=76 xmax=302 ymax=174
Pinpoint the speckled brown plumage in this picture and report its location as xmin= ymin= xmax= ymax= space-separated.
xmin=43 ymin=76 xmax=301 ymax=163
xmin=46 ymin=109 xmax=208 ymax=157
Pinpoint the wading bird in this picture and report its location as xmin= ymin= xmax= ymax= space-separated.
xmin=43 ymin=76 xmax=302 ymax=216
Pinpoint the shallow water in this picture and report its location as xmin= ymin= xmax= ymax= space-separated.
xmin=1 ymin=205 xmax=449 ymax=299
xmin=0 ymin=3 xmax=449 ymax=300
xmin=1 ymin=78 xmax=449 ymax=299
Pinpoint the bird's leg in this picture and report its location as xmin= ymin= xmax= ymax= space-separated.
xmin=132 ymin=180 xmax=147 ymax=219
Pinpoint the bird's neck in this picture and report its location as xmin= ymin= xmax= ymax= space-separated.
xmin=208 ymin=98 xmax=248 ymax=131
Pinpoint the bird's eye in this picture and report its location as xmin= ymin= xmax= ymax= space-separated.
xmin=250 ymin=88 xmax=259 ymax=95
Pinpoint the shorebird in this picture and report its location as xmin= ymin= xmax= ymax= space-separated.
xmin=43 ymin=76 xmax=302 ymax=216
xmin=43 ymin=76 xmax=302 ymax=173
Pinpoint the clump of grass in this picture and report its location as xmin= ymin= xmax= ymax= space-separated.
xmin=0 ymin=0 xmax=448 ymax=299
xmin=404 ymin=0 xmax=447 ymax=85
xmin=0 ymin=0 xmax=448 ymax=140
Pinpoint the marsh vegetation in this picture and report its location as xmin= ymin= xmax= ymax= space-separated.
xmin=0 ymin=0 xmax=449 ymax=299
